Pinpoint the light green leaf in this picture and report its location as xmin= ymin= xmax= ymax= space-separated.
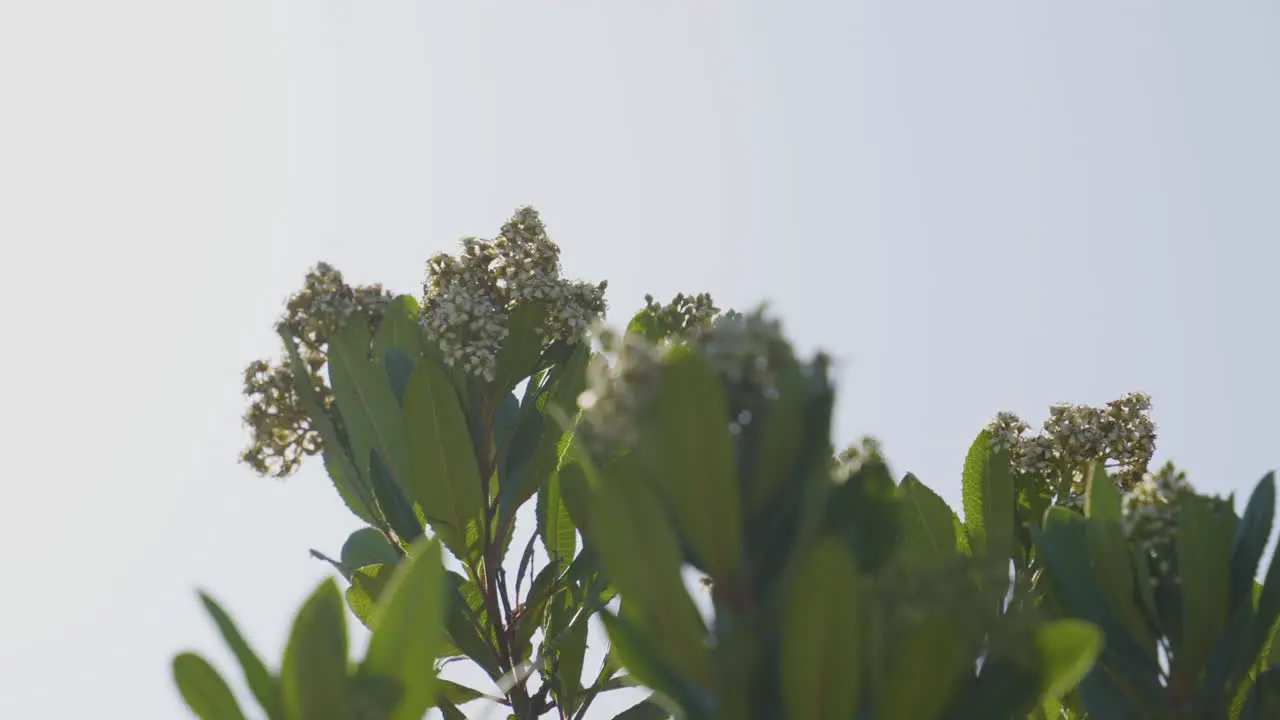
xmin=875 ymin=618 xmax=964 ymax=720
xmin=173 ymin=653 xmax=247 ymax=720
xmin=345 ymin=564 xmax=394 ymax=631
xmin=328 ymin=319 xmax=410 ymax=486
xmin=646 ymin=347 xmax=742 ymax=580
xmin=371 ymin=295 xmax=424 ymax=364
xmin=197 ymin=593 xmax=281 ymax=720
xmin=401 ymin=355 xmax=485 ymax=562
xmin=591 ymin=458 xmax=710 ymax=686
xmin=1035 ymin=619 xmax=1105 ymax=701
xmin=539 ymin=471 xmax=577 ymax=565
xmin=280 ymin=579 xmax=350 ymax=720
xmin=361 ymin=537 xmax=447 ymax=720
xmin=898 ymin=473 xmax=962 ymax=563
xmin=781 ymin=536 xmax=862 ymax=720
xmin=960 ymin=430 xmax=1015 ymax=561
xmin=1084 ymin=460 xmax=1122 ymax=522
xmin=340 ymin=527 xmax=401 ymax=570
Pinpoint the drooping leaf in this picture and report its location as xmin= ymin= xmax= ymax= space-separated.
xmin=781 ymin=536 xmax=862 ymax=720
xmin=173 ymin=653 xmax=247 ymax=720
xmin=281 ymin=331 xmax=376 ymax=524
xmin=340 ymin=527 xmax=401 ymax=571
xmin=590 ymin=458 xmax=710 ymax=686
xmin=197 ymin=592 xmax=282 ymax=720
xmin=960 ymin=430 xmax=1015 ymax=564
xmin=898 ymin=473 xmax=963 ymax=564
xmin=280 ymin=579 xmax=350 ymax=720
xmin=360 ymin=537 xmax=447 ymax=720
xmin=401 ymin=354 xmax=485 ymax=562
xmin=644 ymin=347 xmax=742 ymax=580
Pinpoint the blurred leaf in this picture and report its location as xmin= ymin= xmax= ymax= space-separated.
xmin=591 ymin=457 xmax=710 ymax=685
xmin=495 ymin=301 xmax=548 ymax=393
xmin=345 ymin=564 xmax=393 ymax=631
xmin=898 ymin=473 xmax=962 ymax=564
xmin=745 ymin=355 xmax=806 ymax=518
xmin=539 ymin=470 xmax=577 ymax=565
xmin=361 ymin=537 xmax=447 ymax=720
xmin=437 ymin=697 xmax=467 ymax=720
xmin=437 ymin=679 xmax=492 ymax=706
xmin=1035 ymin=619 xmax=1105 ymax=702
xmin=329 ymin=318 xmax=410 ymax=488
xmin=402 ymin=353 xmax=485 ymax=562
xmin=340 ymin=527 xmax=400 ymax=570
xmin=960 ymin=430 xmax=1015 ymax=565
xmin=874 ymin=618 xmax=965 ymax=720
xmin=348 ymin=674 xmax=403 ymax=718
xmin=280 ymin=579 xmax=350 ymax=720
xmin=1084 ymin=460 xmax=1122 ymax=522
xmin=281 ymin=331 xmax=376 ymax=524
xmin=599 ymin=609 xmax=711 ymax=717
xmin=781 ymin=536 xmax=862 ymax=720
xmin=1233 ymin=474 xmax=1276 ymax=614
xmin=173 ymin=653 xmax=247 ymax=720
xmin=1175 ymin=494 xmax=1232 ymax=685
xmin=646 ymin=347 xmax=742 ymax=580
xmin=611 ymin=696 xmax=671 ymax=719
xmin=828 ymin=460 xmax=901 ymax=574
xmin=197 ymin=592 xmax=282 ymax=720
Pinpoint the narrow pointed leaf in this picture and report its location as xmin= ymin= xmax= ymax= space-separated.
xmin=173 ymin=653 xmax=247 ymax=720
xmin=538 ymin=471 xmax=577 ymax=565
xmin=1232 ymin=473 xmax=1276 ymax=612
xmin=280 ymin=579 xmax=350 ymax=720
xmin=328 ymin=318 xmax=410 ymax=486
xmin=197 ymin=592 xmax=282 ymax=720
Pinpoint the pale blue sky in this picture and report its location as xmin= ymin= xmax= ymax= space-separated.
xmin=1 ymin=2 xmax=1277 ymax=717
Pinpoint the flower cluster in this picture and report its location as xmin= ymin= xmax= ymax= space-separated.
xmin=635 ymin=292 xmax=720 ymax=339
xmin=578 ymin=303 xmax=794 ymax=454
xmin=420 ymin=207 xmax=607 ymax=381
xmin=834 ymin=436 xmax=886 ymax=480
xmin=986 ymin=392 xmax=1158 ymax=494
xmin=1121 ymin=461 xmax=1195 ymax=560
xmin=240 ymin=263 xmax=393 ymax=477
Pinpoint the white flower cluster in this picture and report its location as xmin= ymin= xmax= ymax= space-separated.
xmin=986 ymin=392 xmax=1157 ymax=493
xmin=420 ymin=207 xmax=607 ymax=381
xmin=578 ymin=305 xmax=793 ymax=452
xmin=1121 ymin=461 xmax=1195 ymax=562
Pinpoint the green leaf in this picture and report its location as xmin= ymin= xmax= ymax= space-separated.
xmin=340 ymin=527 xmax=400 ymax=570
xmin=401 ymin=354 xmax=485 ymax=562
xmin=1232 ymin=473 xmax=1276 ymax=613
xmin=280 ymin=579 xmax=350 ymax=720
xmin=173 ymin=653 xmax=247 ymax=720
xmin=555 ymin=587 xmax=590 ymax=711
xmin=437 ymin=679 xmax=491 ymax=706
xmin=898 ymin=473 xmax=963 ymax=564
xmin=436 ymin=698 xmax=468 ymax=720
xmin=345 ymin=564 xmax=394 ymax=631
xmin=348 ymin=675 xmax=403 ymax=718
xmin=443 ymin=571 xmax=502 ymax=679
xmin=781 ymin=536 xmax=862 ymax=720
xmin=1084 ymin=459 xmax=1122 ymax=522
xmin=328 ymin=318 xmax=410 ymax=488
xmin=745 ymin=355 xmax=806 ymax=518
xmin=197 ymin=593 xmax=281 ymax=720
xmin=371 ymin=296 xmax=424 ymax=364
xmin=874 ymin=618 xmax=965 ymax=720
xmin=960 ymin=429 xmax=1015 ymax=563
xmin=558 ymin=460 xmax=593 ymax=537
xmin=590 ymin=457 xmax=710 ymax=686
xmin=828 ymin=460 xmax=901 ymax=574
xmin=360 ymin=537 xmax=447 ymax=720
xmin=495 ymin=301 xmax=548 ymax=393
xmin=382 ymin=347 xmax=416 ymax=406
xmin=539 ymin=471 xmax=577 ymax=565
xmin=280 ymin=331 xmax=376 ymax=524
xmin=1035 ymin=619 xmax=1105 ymax=701
xmin=369 ymin=450 xmax=424 ymax=543
xmin=645 ymin=347 xmax=742 ymax=580
xmin=611 ymin=696 xmax=672 ymax=720
xmin=1174 ymin=493 xmax=1233 ymax=685
xmin=599 ymin=609 xmax=711 ymax=717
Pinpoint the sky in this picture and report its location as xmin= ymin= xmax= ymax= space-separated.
xmin=1 ymin=1 xmax=1278 ymax=717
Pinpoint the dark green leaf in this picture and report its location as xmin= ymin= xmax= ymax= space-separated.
xmin=827 ymin=460 xmax=901 ymax=574
xmin=558 ymin=461 xmax=593 ymax=537
xmin=611 ymin=696 xmax=672 ymax=720
xmin=645 ymin=347 xmax=742 ymax=580
xmin=744 ymin=355 xmax=806 ymax=519
xmin=1084 ymin=463 xmax=1156 ymax=661
xmin=360 ymin=537 xmax=447 ymax=720
xmin=437 ymin=697 xmax=467 ymax=720
xmin=599 ymin=609 xmax=712 ymax=717
xmin=340 ymin=527 xmax=401 ymax=570
xmin=197 ymin=592 xmax=282 ymax=720
xmin=348 ymin=674 xmax=403 ymax=718
xmin=443 ymin=571 xmax=502 ymax=679
xmin=382 ymin=347 xmax=416 ymax=406
xmin=539 ymin=471 xmax=577 ymax=565
xmin=781 ymin=536 xmax=862 ymax=720
xmin=369 ymin=450 xmax=423 ymax=543
xmin=280 ymin=579 xmax=350 ymax=720
xmin=173 ymin=653 xmax=247 ymax=720
xmin=555 ymin=588 xmax=590 ymax=711
xmin=371 ymin=296 xmax=423 ymax=363
xmin=281 ymin=331 xmax=376 ymax=524
xmin=495 ymin=301 xmax=548 ymax=393
xmin=401 ymin=354 xmax=485 ymax=562
xmin=1174 ymin=493 xmax=1232 ymax=685
xmin=1232 ymin=474 xmax=1276 ymax=613
xmin=960 ymin=430 xmax=1015 ymax=564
